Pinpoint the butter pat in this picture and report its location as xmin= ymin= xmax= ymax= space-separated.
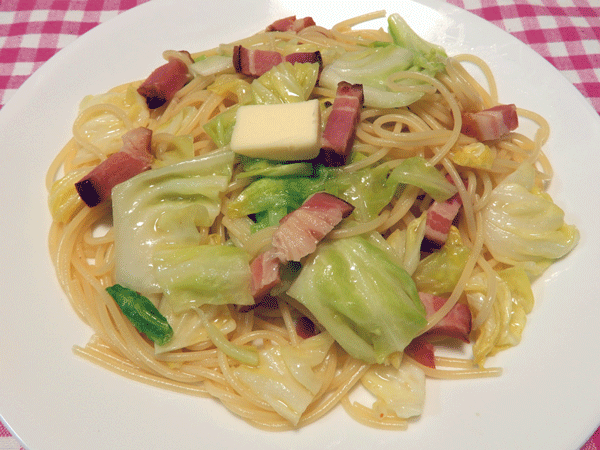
xmin=230 ymin=99 xmax=321 ymax=161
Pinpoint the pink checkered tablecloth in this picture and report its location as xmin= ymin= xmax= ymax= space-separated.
xmin=0 ymin=0 xmax=599 ymax=449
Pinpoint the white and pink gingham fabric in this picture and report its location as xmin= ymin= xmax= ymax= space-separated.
xmin=0 ymin=1 xmax=599 ymax=449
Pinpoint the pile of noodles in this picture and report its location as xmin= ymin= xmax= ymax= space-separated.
xmin=46 ymin=11 xmax=551 ymax=430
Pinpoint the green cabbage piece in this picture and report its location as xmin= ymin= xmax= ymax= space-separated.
xmin=225 ymin=164 xmax=334 ymax=220
xmin=320 ymin=45 xmax=422 ymax=108
xmin=106 ymin=284 xmax=174 ymax=346
xmin=236 ymin=156 xmax=314 ymax=180
xmin=226 ymin=159 xmax=401 ymax=230
xmin=203 ymin=105 xmax=239 ymax=148
xmin=112 ymin=150 xmax=234 ymax=295
xmin=287 ymin=235 xmax=427 ymax=364
xmin=465 ymin=266 xmax=534 ymax=366
xmin=412 ymin=226 xmax=470 ymax=296
xmin=234 ymin=333 xmax=334 ymax=425
xmin=189 ymin=55 xmax=234 ymax=77
xmin=387 ymin=13 xmax=447 ymax=75
xmin=325 ymin=163 xmax=397 ymax=222
xmin=319 ymin=13 xmax=447 ymax=109
xmin=386 ymin=213 xmax=427 ymax=275
xmin=388 ymin=156 xmax=457 ymax=202
xmin=153 ymin=134 xmax=195 ymax=167
xmin=153 ymin=244 xmax=254 ymax=313
xmin=481 ymin=162 xmax=579 ymax=275
xmin=251 ymin=61 xmax=320 ymax=105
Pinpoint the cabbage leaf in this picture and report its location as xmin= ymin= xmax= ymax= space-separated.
xmin=412 ymin=226 xmax=470 ymax=296
xmin=153 ymin=244 xmax=254 ymax=313
xmin=234 ymin=333 xmax=334 ymax=425
xmin=319 ymin=13 xmax=447 ymax=108
xmin=386 ymin=213 xmax=427 ymax=275
xmin=481 ymin=163 xmax=579 ymax=275
xmin=112 ymin=150 xmax=235 ymax=295
xmin=287 ymin=235 xmax=427 ymax=364
xmin=361 ymin=359 xmax=426 ymax=419
xmin=388 ymin=156 xmax=457 ymax=202
xmin=465 ymin=266 xmax=534 ymax=365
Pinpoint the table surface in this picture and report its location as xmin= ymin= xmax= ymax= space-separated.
xmin=1 ymin=0 xmax=599 ymax=449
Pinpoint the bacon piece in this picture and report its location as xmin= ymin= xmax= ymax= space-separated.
xmin=272 ymin=192 xmax=354 ymax=262
xmin=461 ymin=104 xmax=518 ymax=141
xmin=319 ymin=82 xmax=364 ymax=166
xmin=247 ymin=192 xmax=353 ymax=301
xmin=296 ymin=316 xmax=319 ymax=339
xmin=284 ymin=51 xmax=323 ymax=72
xmin=404 ymin=337 xmax=436 ymax=369
xmin=418 ymin=292 xmax=472 ymax=343
xmin=424 ymin=194 xmax=463 ymax=245
xmin=137 ymin=58 xmax=189 ymax=109
xmin=233 ymin=47 xmax=322 ymax=78
xmin=249 ymin=249 xmax=281 ymax=299
xmin=233 ymin=46 xmax=283 ymax=77
xmin=266 ymin=16 xmax=316 ymax=32
xmin=75 ymin=128 xmax=153 ymax=207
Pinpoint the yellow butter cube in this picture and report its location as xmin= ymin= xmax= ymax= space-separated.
xmin=230 ymin=99 xmax=321 ymax=161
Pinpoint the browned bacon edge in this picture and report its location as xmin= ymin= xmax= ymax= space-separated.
xmin=75 ymin=127 xmax=153 ymax=207
xmin=461 ymin=103 xmax=518 ymax=141
xmin=137 ymin=58 xmax=190 ymax=109
xmin=319 ymin=81 xmax=364 ymax=167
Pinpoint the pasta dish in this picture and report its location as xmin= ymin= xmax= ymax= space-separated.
xmin=46 ymin=11 xmax=579 ymax=430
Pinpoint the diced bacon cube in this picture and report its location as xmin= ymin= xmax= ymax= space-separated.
xmin=284 ymin=51 xmax=323 ymax=73
xmin=272 ymin=192 xmax=354 ymax=262
xmin=424 ymin=194 xmax=462 ymax=245
xmin=137 ymin=58 xmax=190 ymax=109
xmin=404 ymin=337 xmax=436 ymax=369
xmin=249 ymin=249 xmax=281 ymax=299
xmin=461 ymin=104 xmax=518 ymax=141
xmin=233 ymin=46 xmax=283 ymax=77
xmin=266 ymin=16 xmax=316 ymax=32
xmin=75 ymin=127 xmax=153 ymax=207
xmin=418 ymin=292 xmax=472 ymax=343
xmin=319 ymin=81 xmax=364 ymax=166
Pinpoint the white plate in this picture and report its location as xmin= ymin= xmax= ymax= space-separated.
xmin=1 ymin=1 xmax=599 ymax=449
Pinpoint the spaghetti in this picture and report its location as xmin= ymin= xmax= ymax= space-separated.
xmin=46 ymin=11 xmax=576 ymax=430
